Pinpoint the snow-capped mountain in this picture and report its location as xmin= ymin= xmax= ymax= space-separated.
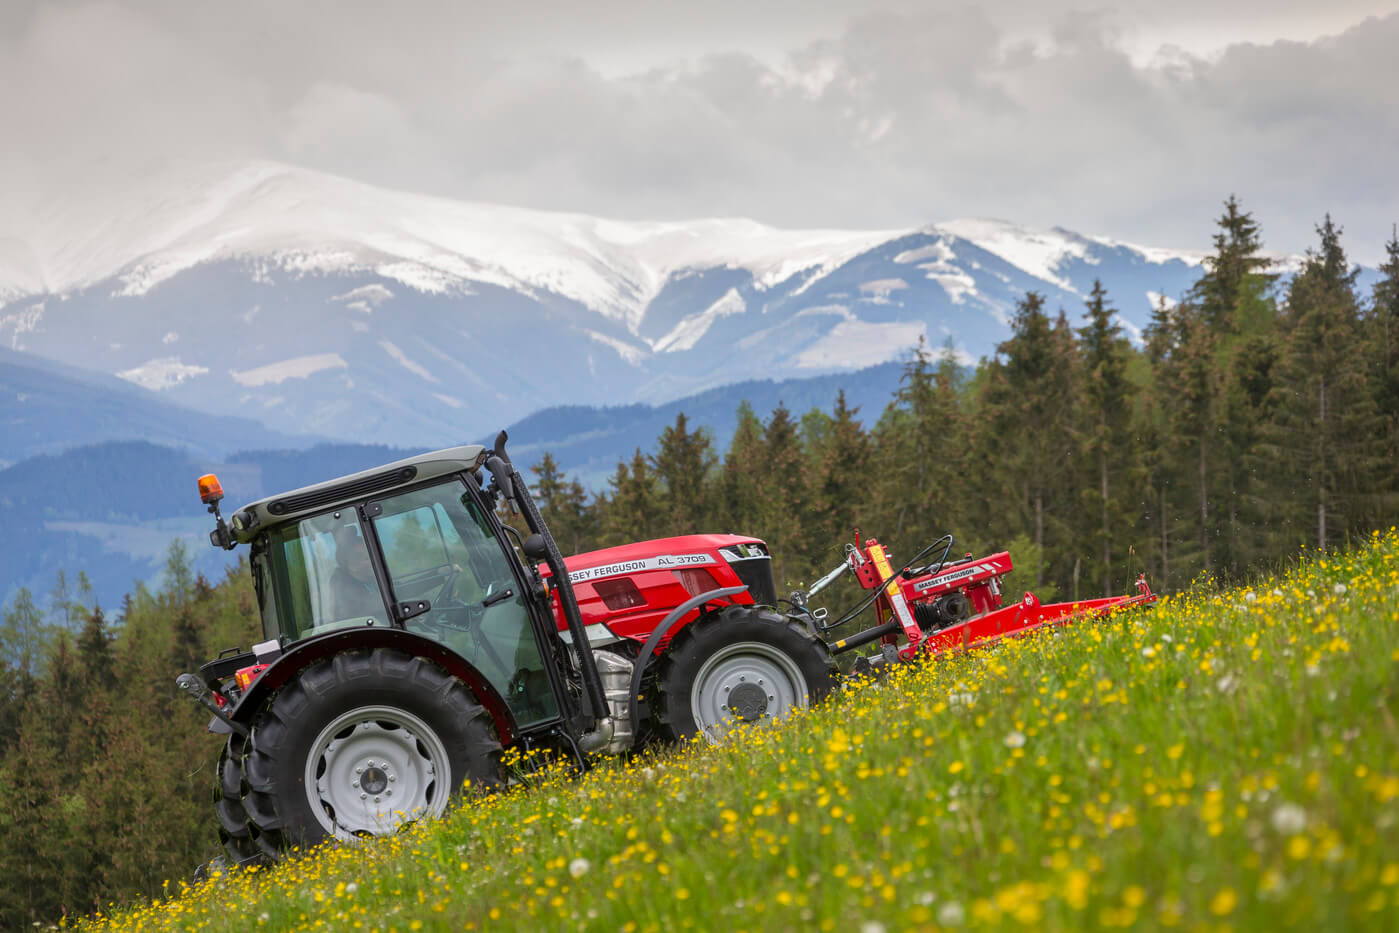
xmin=0 ymin=161 xmax=1209 ymax=446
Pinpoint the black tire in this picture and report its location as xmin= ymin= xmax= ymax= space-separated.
xmin=654 ymin=604 xmax=838 ymax=742
xmin=213 ymin=732 xmax=264 ymax=866
xmin=241 ymin=648 xmax=502 ymax=857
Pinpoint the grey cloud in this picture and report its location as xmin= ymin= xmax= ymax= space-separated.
xmin=2 ymin=0 xmax=1397 ymax=263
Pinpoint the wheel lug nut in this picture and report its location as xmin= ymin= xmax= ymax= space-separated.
xmin=360 ymin=792 xmax=367 ymax=799
xmin=352 ymin=780 xmax=359 ymax=788
xmin=374 ymin=796 xmax=381 ymax=803
xmin=355 ymin=767 xmax=363 ymax=774
xmin=388 ymin=775 xmax=396 ymax=782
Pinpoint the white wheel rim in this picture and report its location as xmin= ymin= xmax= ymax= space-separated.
xmin=304 ymin=705 xmax=451 ymax=840
xmin=690 ymin=640 xmax=809 ymax=742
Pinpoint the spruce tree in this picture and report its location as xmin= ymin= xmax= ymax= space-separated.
xmin=1269 ymin=217 xmax=1383 ymax=547
xmin=1077 ymin=280 xmax=1136 ymax=596
xmin=718 ymin=402 xmax=767 ymax=535
xmin=809 ymin=389 xmax=872 ymax=564
xmin=1370 ymin=226 xmax=1399 ymax=496
xmin=531 ymin=452 xmax=593 ymax=555
xmin=602 ymin=449 xmax=661 ymax=545
xmin=982 ymin=293 xmax=1080 ymax=589
xmin=758 ymin=403 xmax=813 ymax=587
xmin=650 ymin=412 xmax=717 ymax=535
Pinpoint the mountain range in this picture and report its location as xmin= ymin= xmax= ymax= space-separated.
xmin=0 ymin=161 xmax=1217 ymax=448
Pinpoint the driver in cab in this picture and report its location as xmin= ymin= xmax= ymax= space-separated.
xmin=328 ymin=525 xmax=386 ymax=623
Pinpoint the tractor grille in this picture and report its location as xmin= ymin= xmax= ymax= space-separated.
xmin=729 ymin=556 xmax=777 ymax=607
xmin=266 ymin=466 xmax=419 ymax=516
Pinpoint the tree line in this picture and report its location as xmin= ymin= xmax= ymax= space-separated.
xmin=0 ymin=198 xmax=1396 ymax=925
xmin=533 ymin=200 xmax=1399 ymax=599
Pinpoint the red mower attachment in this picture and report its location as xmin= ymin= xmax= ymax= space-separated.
xmin=795 ymin=532 xmax=1156 ymax=672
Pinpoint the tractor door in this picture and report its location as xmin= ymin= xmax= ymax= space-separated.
xmin=367 ymin=479 xmax=563 ymax=727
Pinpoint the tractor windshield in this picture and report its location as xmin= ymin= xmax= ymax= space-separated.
xmin=370 ymin=480 xmax=560 ymax=727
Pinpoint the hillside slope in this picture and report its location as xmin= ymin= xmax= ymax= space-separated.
xmin=93 ymin=531 xmax=1399 ymax=931
xmin=0 ymin=347 xmax=302 ymax=466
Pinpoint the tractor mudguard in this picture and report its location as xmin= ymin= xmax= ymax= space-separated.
xmin=626 ymin=585 xmax=747 ymax=738
xmin=229 ymin=627 xmax=519 ymax=746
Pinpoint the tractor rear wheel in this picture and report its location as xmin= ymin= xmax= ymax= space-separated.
xmin=213 ymin=732 xmax=263 ymax=865
xmin=655 ymin=604 xmax=838 ymax=742
xmin=241 ymin=648 xmax=502 ymax=857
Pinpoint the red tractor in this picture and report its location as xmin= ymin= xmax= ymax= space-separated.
xmin=180 ymin=434 xmax=1151 ymax=866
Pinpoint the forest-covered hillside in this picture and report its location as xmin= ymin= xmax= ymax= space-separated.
xmin=0 ymin=197 xmax=1397 ymax=925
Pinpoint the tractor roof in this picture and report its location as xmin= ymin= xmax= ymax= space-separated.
xmin=231 ymin=444 xmax=488 ymax=543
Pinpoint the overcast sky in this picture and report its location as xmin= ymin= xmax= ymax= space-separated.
xmin=2 ymin=0 xmax=1396 ymax=262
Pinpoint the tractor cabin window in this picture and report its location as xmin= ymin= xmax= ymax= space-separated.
xmin=370 ymin=480 xmax=560 ymax=727
xmin=264 ymin=511 xmax=390 ymax=641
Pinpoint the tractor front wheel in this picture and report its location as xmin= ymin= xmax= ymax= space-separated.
xmin=655 ymin=605 xmax=837 ymax=742
xmin=241 ymin=648 xmax=502 ymax=857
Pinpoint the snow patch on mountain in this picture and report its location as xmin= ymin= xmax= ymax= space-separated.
xmin=332 ymin=283 xmax=394 ymax=313
xmin=1146 ymin=290 xmax=1178 ymax=311
xmin=584 ymin=330 xmax=649 ymax=365
xmin=654 ymin=288 xmax=746 ymax=353
xmin=858 ymin=278 xmax=908 ymax=303
xmin=0 ymin=302 xmax=44 ymax=350
xmin=894 ymin=239 xmax=976 ymax=303
xmin=1093 ymin=236 xmax=1207 ymax=267
xmin=795 ymin=319 xmax=927 ymax=369
xmin=937 ymin=219 xmax=1092 ymax=291
xmin=379 ymin=340 xmax=438 ymax=383
xmin=116 ymin=357 xmax=209 ymax=391
xmin=230 ymin=354 xmax=348 ymax=387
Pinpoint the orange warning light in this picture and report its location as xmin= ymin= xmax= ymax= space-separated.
xmin=198 ymin=473 xmax=224 ymax=504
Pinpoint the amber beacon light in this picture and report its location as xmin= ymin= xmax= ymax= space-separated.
xmin=198 ymin=473 xmax=225 ymax=505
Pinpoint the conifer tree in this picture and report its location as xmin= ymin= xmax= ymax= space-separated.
xmin=982 ymin=293 xmax=1080 ymax=587
xmin=1 ymin=588 xmax=46 ymax=678
xmin=650 ymin=413 xmax=717 ymax=535
xmin=1269 ymin=217 xmax=1383 ymax=547
xmin=1077 ymin=280 xmax=1136 ymax=595
xmin=758 ymin=403 xmax=813 ymax=587
xmin=1370 ymin=226 xmax=1399 ymax=492
xmin=531 ymin=452 xmax=593 ymax=555
xmin=809 ymin=389 xmax=872 ymax=563
xmin=718 ymin=402 xmax=767 ymax=535
xmin=602 ymin=449 xmax=661 ymax=545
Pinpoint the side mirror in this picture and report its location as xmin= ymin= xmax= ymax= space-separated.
xmin=486 ymin=455 xmax=514 ymax=504
xmin=522 ymin=533 xmax=548 ymax=561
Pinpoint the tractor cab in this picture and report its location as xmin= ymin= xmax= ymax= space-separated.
xmin=198 ymin=444 xmax=574 ymax=732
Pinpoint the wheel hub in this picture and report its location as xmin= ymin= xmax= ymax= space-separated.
xmin=727 ymin=682 xmax=768 ymax=721
xmin=360 ymin=765 xmax=389 ymax=795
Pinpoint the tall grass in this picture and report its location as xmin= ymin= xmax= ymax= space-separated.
xmin=84 ymin=530 xmax=1399 ymax=931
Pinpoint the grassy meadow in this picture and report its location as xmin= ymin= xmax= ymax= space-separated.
xmin=82 ymin=530 xmax=1399 ymax=931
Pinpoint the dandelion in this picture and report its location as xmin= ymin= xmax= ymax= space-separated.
xmin=568 ymin=858 xmax=591 ymax=878
xmin=860 ymin=922 xmax=887 ymax=933
xmin=1215 ymin=675 xmax=1237 ymax=694
xmin=1003 ymin=730 xmax=1026 ymax=749
xmin=1333 ymin=583 xmax=1347 ymax=595
xmin=1209 ymin=888 xmax=1237 ymax=916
